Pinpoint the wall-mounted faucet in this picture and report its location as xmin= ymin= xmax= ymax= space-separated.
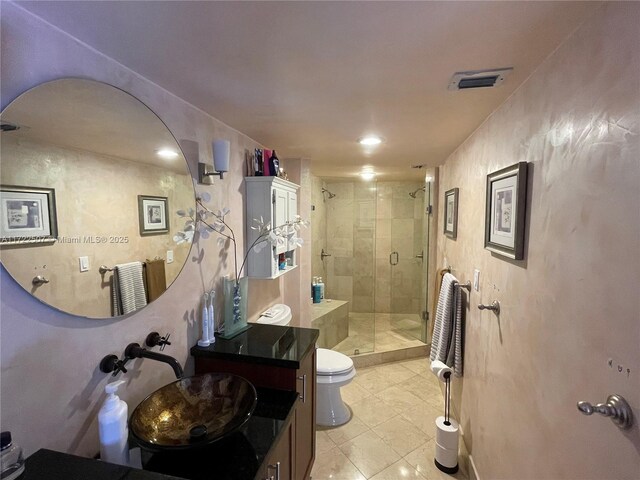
xmin=99 ymin=331 xmax=183 ymax=379
xmin=125 ymin=343 xmax=184 ymax=379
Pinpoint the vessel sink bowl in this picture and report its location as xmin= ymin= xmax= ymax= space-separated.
xmin=129 ymin=373 xmax=257 ymax=451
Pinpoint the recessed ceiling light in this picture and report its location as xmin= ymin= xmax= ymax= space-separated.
xmin=156 ymin=148 xmax=179 ymax=159
xmin=358 ymin=135 xmax=383 ymax=146
xmin=360 ymin=167 xmax=376 ymax=181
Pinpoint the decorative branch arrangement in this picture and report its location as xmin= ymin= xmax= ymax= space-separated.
xmin=174 ymin=193 xmax=309 ymax=286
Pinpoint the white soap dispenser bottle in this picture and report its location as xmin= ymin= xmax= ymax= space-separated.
xmin=98 ymin=380 xmax=129 ymax=466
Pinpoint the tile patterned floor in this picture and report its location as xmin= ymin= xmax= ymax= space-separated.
xmin=311 ymin=358 xmax=468 ymax=480
xmin=334 ymin=313 xmax=427 ymax=356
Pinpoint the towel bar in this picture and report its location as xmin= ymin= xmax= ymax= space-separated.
xmin=99 ymin=257 xmax=164 ymax=275
xmin=457 ymin=281 xmax=471 ymax=292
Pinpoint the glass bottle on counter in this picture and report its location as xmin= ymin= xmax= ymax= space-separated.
xmin=0 ymin=432 xmax=25 ymax=480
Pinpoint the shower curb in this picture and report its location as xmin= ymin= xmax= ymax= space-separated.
xmin=349 ymin=344 xmax=430 ymax=368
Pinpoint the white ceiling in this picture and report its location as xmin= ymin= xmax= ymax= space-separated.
xmin=18 ymin=1 xmax=599 ymax=180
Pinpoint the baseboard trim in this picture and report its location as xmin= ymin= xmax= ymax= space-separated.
xmin=468 ymin=455 xmax=481 ymax=480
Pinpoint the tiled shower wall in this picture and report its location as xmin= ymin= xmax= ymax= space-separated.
xmin=316 ymin=180 xmax=426 ymax=315
xmin=310 ymin=175 xmax=327 ymax=282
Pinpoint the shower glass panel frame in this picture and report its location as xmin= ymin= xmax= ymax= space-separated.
xmin=385 ymin=182 xmax=430 ymax=345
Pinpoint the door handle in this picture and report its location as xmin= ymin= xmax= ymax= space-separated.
xmin=297 ymin=374 xmax=307 ymax=403
xmin=389 ymin=251 xmax=399 ymax=265
xmin=415 ymin=251 xmax=423 ymax=259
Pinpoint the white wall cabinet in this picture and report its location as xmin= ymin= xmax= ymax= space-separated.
xmin=245 ymin=176 xmax=300 ymax=279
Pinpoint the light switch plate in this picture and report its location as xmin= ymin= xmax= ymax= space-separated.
xmin=473 ymin=269 xmax=480 ymax=291
xmin=167 ymin=250 xmax=174 ymax=264
xmin=79 ymin=256 xmax=90 ymax=272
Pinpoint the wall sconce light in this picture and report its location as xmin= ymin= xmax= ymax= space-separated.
xmin=198 ymin=139 xmax=230 ymax=184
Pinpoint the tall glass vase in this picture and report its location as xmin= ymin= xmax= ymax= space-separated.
xmin=221 ymin=276 xmax=249 ymax=339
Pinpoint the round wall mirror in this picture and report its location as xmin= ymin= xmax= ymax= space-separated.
xmin=0 ymin=78 xmax=195 ymax=318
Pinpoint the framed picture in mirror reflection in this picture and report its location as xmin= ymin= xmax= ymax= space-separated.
xmin=0 ymin=185 xmax=58 ymax=245
xmin=138 ymin=195 xmax=169 ymax=236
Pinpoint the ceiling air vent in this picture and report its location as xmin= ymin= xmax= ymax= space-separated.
xmin=448 ymin=68 xmax=513 ymax=91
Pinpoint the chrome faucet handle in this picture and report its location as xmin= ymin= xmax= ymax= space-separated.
xmin=577 ymin=394 xmax=633 ymax=429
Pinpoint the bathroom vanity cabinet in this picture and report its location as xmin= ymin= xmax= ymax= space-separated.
xmin=191 ymin=324 xmax=319 ymax=480
xmin=24 ymin=386 xmax=299 ymax=480
xmin=245 ymin=176 xmax=300 ymax=279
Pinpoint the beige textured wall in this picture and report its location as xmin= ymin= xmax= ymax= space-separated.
xmin=437 ymin=4 xmax=640 ymax=478
xmin=1 ymin=136 xmax=192 ymax=318
xmin=0 ymin=3 xmax=283 ymax=457
xmin=281 ymin=158 xmax=312 ymax=328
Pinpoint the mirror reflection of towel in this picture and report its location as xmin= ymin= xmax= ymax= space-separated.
xmin=111 ymin=261 xmax=147 ymax=316
xmin=145 ymin=258 xmax=167 ymax=303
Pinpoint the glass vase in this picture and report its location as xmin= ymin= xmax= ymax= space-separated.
xmin=221 ymin=276 xmax=249 ymax=339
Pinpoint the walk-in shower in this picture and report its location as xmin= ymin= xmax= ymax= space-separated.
xmin=310 ymin=178 xmax=435 ymax=359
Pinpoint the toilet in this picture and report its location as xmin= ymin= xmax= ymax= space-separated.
xmin=316 ymin=348 xmax=356 ymax=427
xmin=253 ymin=304 xmax=356 ymax=427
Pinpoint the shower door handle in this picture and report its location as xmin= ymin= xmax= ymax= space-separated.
xmin=389 ymin=251 xmax=399 ymax=265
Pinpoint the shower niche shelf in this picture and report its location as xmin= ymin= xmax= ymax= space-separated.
xmin=245 ymin=176 xmax=300 ymax=279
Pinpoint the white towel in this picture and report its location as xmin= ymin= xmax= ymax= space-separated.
xmin=111 ymin=261 xmax=147 ymax=315
xmin=429 ymin=273 xmax=464 ymax=376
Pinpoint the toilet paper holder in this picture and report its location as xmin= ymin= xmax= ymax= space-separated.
xmin=577 ymin=394 xmax=633 ymax=430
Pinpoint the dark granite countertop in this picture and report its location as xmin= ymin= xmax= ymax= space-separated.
xmin=24 ymin=387 xmax=298 ymax=480
xmin=191 ymin=324 xmax=319 ymax=369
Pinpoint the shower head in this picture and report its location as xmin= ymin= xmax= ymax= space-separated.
xmin=409 ymin=186 xmax=426 ymax=198
xmin=322 ymin=188 xmax=336 ymax=199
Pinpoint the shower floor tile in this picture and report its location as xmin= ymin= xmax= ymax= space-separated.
xmin=333 ymin=313 xmax=426 ymax=356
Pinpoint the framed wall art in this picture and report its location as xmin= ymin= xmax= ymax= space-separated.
xmin=444 ymin=188 xmax=459 ymax=239
xmin=484 ymin=162 xmax=528 ymax=260
xmin=138 ymin=195 xmax=169 ymax=236
xmin=0 ymin=185 xmax=58 ymax=245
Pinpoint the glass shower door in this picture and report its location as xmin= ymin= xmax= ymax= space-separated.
xmin=389 ymin=182 xmax=429 ymax=344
